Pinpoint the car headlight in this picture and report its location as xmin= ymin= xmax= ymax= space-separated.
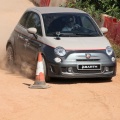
xmin=54 ymin=46 xmax=66 ymax=56
xmin=106 ymin=46 xmax=113 ymax=56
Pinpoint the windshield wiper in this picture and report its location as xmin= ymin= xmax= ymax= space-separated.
xmin=47 ymin=32 xmax=99 ymax=37
xmin=47 ymin=32 xmax=75 ymax=37
xmin=75 ymin=32 xmax=99 ymax=36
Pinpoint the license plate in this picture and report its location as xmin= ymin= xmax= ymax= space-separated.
xmin=77 ymin=64 xmax=101 ymax=70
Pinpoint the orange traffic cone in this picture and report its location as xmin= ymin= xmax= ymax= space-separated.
xmin=29 ymin=52 xmax=50 ymax=89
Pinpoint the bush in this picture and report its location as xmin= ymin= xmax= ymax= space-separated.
xmin=111 ymin=42 xmax=120 ymax=58
xmin=106 ymin=37 xmax=120 ymax=58
xmin=64 ymin=0 xmax=102 ymax=20
xmin=65 ymin=0 xmax=120 ymax=20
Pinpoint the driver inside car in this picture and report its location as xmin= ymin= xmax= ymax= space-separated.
xmin=62 ymin=17 xmax=80 ymax=31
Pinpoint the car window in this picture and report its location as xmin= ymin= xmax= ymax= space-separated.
xmin=42 ymin=13 xmax=102 ymax=37
xmin=19 ymin=12 xmax=31 ymax=27
xmin=26 ymin=13 xmax=42 ymax=36
xmin=81 ymin=16 xmax=95 ymax=31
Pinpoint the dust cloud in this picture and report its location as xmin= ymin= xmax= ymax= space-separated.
xmin=0 ymin=0 xmax=34 ymax=77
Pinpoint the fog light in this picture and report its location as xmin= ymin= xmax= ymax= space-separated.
xmin=111 ymin=57 xmax=115 ymax=62
xmin=54 ymin=57 xmax=61 ymax=63
xmin=68 ymin=67 xmax=73 ymax=73
xmin=105 ymin=67 xmax=109 ymax=72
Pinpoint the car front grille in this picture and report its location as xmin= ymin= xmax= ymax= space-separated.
xmin=61 ymin=67 xmax=103 ymax=74
xmin=61 ymin=66 xmax=114 ymax=74
xmin=72 ymin=67 xmax=103 ymax=73
xmin=76 ymin=59 xmax=100 ymax=61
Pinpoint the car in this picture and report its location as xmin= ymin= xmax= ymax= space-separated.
xmin=6 ymin=7 xmax=116 ymax=81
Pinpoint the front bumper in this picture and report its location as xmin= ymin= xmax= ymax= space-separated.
xmin=44 ymin=48 xmax=116 ymax=79
xmin=47 ymin=62 xmax=116 ymax=78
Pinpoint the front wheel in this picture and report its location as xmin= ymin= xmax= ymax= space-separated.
xmin=42 ymin=57 xmax=51 ymax=82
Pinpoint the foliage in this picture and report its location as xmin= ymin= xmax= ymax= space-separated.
xmin=105 ymin=36 xmax=120 ymax=58
xmin=110 ymin=41 xmax=120 ymax=58
xmin=65 ymin=0 xmax=120 ymax=20
xmin=64 ymin=0 xmax=101 ymax=20
xmin=97 ymin=0 xmax=120 ymax=19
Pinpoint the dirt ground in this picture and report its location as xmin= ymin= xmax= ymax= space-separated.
xmin=0 ymin=1 xmax=120 ymax=120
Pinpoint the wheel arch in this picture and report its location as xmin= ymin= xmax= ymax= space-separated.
xmin=6 ymin=42 xmax=12 ymax=50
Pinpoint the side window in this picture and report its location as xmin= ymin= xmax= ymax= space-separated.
xmin=81 ymin=16 xmax=95 ymax=31
xmin=26 ymin=13 xmax=42 ymax=36
xmin=19 ymin=12 xmax=31 ymax=27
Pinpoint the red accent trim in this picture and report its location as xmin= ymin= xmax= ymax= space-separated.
xmin=66 ymin=48 xmax=105 ymax=51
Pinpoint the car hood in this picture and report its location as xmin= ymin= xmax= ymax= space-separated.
xmin=41 ymin=36 xmax=111 ymax=50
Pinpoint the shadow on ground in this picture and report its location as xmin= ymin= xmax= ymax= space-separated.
xmin=48 ymin=77 xmax=112 ymax=85
xmin=2 ymin=62 xmax=112 ymax=85
xmin=3 ymin=65 xmax=112 ymax=85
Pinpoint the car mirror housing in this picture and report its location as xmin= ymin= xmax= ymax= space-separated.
xmin=27 ymin=27 xmax=37 ymax=34
xmin=27 ymin=27 xmax=38 ymax=39
xmin=100 ymin=27 xmax=108 ymax=34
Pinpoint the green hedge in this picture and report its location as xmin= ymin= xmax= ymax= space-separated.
xmin=64 ymin=0 xmax=120 ymax=20
xmin=111 ymin=42 xmax=120 ymax=58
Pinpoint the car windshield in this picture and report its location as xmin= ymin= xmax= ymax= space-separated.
xmin=42 ymin=13 xmax=102 ymax=37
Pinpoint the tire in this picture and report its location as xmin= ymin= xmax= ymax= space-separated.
xmin=42 ymin=57 xmax=51 ymax=82
xmin=6 ymin=45 xmax=14 ymax=67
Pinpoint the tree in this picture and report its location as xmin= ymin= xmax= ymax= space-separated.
xmin=65 ymin=0 xmax=120 ymax=19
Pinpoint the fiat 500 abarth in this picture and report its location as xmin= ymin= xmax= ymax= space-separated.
xmin=6 ymin=7 xmax=116 ymax=81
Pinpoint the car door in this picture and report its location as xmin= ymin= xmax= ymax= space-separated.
xmin=14 ymin=12 xmax=33 ymax=63
xmin=23 ymin=12 xmax=43 ymax=67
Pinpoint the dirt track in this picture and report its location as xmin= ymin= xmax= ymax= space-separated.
xmin=0 ymin=1 xmax=120 ymax=120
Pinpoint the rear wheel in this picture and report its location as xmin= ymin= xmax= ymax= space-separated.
xmin=6 ymin=45 xmax=14 ymax=67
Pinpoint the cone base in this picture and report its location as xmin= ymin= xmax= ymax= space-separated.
xmin=29 ymin=84 xmax=50 ymax=89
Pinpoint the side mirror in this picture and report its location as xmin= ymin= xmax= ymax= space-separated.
xmin=100 ymin=27 xmax=108 ymax=34
xmin=27 ymin=27 xmax=37 ymax=39
xmin=28 ymin=27 xmax=37 ymax=34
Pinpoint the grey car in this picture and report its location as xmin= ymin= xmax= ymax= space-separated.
xmin=6 ymin=7 xmax=116 ymax=81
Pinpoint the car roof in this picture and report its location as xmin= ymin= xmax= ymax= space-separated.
xmin=26 ymin=7 xmax=86 ymax=14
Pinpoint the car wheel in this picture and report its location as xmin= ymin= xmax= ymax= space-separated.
xmin=42 ymin=56 xmax=51 ymax=82
xmin=6 ymin=45 xmax=14 ymax=67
